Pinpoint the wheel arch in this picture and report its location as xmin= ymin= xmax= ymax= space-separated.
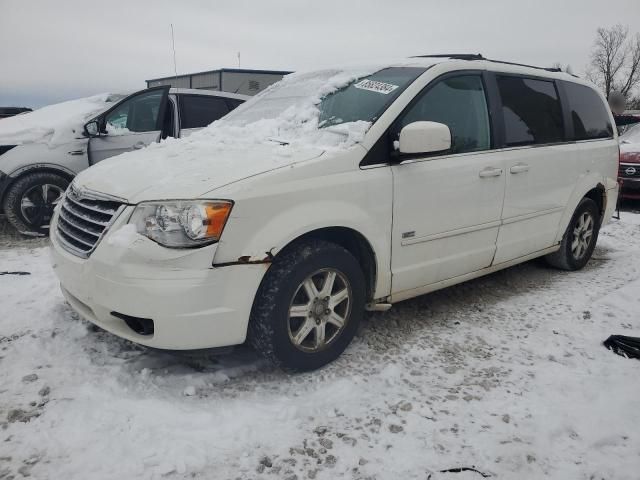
xmin=1 ymin=165 xmax=75 ymax=210
xmin=583 ymin=183 xmax=606 ymax=223
xmin=272 ymin=226 xmax=378 ymax=303
xmin=555 ymin=176 xmax=608 ymax=244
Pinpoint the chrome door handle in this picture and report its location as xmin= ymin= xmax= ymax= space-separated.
xmin=510 ymin=163 xmax=530 ymax=174
xmin=479 ymin=167 xmax=503 ymax=178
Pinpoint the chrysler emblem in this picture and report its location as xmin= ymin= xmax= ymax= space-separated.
xmin=626 ymin=166 xmax=637 ymax=175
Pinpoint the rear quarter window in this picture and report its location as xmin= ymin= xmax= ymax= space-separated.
xmin=179 ymin=95 xmax=230 ymax=129
xmin=562 ymin=82 xmax=613 ymax=141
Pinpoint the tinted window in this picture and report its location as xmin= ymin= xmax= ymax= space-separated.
xmin=225 ymin=99 xmax=244 ymax=111
xmin=497 ymin=76 xmax=564 ymax=146
xmin=399 ymin=75 xmax=491 ymax=154
xmin=105 ymin=89 xmax=165 ymax=133
xmin=179 ymin=95 xmax=230 ymax=129
xmin=563 ymin=82 xmax=613 ymax=140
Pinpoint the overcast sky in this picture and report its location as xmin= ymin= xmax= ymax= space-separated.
xmin=1 ymin=0 xmax=639 ymax=108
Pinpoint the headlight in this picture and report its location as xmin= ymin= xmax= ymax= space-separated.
xmin=129 ymin=200 xmax=233 ymax=247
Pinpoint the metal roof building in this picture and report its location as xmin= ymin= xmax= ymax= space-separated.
xmin=146 ymin=68 xmax=292 ymax=96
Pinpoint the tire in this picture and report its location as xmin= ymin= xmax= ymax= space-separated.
xmin=2 ymin=172 xmax=69 ymax=236
xmin=545 ymin=197 xmax=601 ymax=271
xmin=248 ymin=239 xmax=366 ymax=372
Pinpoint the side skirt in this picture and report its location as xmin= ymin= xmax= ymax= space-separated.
xmin=389 ymin=244 xmax=560 ymax=303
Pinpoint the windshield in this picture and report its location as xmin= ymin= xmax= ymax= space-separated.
xmin=225 ymin=66 xmax=426 ymax=129
xmin=621 ymin=122 xmax=640 ymax=144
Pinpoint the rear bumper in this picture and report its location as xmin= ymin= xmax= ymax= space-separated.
xmin=50 ymin=210 xmax=268 ymax=350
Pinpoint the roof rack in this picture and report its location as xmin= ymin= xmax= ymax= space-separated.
xmin=412 ymin=53 xmax=563 ymax=73
xmin=412 ymin=53 xmax=484 ymax=61
xmin=484 ymin=57 xmax=562 ymax=73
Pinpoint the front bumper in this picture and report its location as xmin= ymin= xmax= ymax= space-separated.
xmin=49 ymin=208 xmax=268 ymax=350
xmin=619 ymin=177 xmax=640 ymax=199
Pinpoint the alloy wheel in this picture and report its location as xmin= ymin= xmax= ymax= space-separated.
xmin=20 ymin=183 xmax=64 ymax=228
xmin=287 ymin=268 xmax=352 ymax=353
xmin=571 ymin=211 xmax=594 ymax=260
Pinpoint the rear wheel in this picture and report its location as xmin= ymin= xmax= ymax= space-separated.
xmin=248 ymin=239 xmax=365 ymax=372
xmin=545 ymin=197 xmax=600 ymax=271
xmin=3 ymin=172 xmax=68 ymax=236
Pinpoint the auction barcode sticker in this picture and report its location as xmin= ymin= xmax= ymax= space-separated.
xmin=354 ymin=79 xmax=399 ymax=95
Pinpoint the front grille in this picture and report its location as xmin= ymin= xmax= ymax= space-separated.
xmin=619 ymin=163 xmax=640 ymax=178
xmin=55 ymin=186 xmax=123 ymax=258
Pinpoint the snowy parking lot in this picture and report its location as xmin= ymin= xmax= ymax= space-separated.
xmin=1 ymin=208 xmax=639 ymax=480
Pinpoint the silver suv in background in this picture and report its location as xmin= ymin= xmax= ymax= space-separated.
xmin=0 ymin=87 xmax=248 ymax=235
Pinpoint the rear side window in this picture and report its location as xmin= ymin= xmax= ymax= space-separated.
xmin=563 ymin=82 xmax=613 ymax=140
xmin=225 ymin=99 xmax=244 ymax=111
xmin=497 ymin=76 xmax=564 ymax=146
xmin=398 ymin=75 xmax=491 ymax=154
xmin=179 ymin=95 xmax=230 ymax=129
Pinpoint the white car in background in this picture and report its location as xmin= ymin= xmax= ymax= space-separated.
xmin=50 ymin=56 xmax=618 ymax=371
xmin=0 ymin=87 xmax=247 ymax=235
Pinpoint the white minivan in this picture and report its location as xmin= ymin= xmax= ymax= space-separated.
xmin=50 ymin=56 xmax=619 ymax=371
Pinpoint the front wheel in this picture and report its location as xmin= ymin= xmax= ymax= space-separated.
xmin=3 ymin=172 xmax=69 ymax=236
xmin=248 ymin=239 xmax=365 ymax=372
xmin=545 ymin=197 xmax=601 ymax=271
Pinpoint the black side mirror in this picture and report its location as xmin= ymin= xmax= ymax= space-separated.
xmin=84 ymin=120 xmax=100 ymax=137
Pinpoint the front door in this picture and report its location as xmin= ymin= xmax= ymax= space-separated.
xmin=390 ymin=74 xmax=506 ymax=297
xmin=88 ymin=86 xmax=170 ymax=164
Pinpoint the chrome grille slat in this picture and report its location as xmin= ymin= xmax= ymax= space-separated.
xmin=619 ymin=163 xmax=640 ymax=178
xmin=55 ymin=186 xmax=124 ymax=258
xmin=56 ymin=229 xmax=92 ymax=254
xmin=62 ymin=202 xmax=109 ymax=227
xmin=57 ymin=220 xmax=96 ymax=248
xmin=64 ymin=192 xmax=119 ymax=216
xmin=60 ymin=206 xmax=106 ymax=238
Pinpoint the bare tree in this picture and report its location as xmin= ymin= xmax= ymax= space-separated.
xmin=588 ymin=24 xmax=640 ymax=101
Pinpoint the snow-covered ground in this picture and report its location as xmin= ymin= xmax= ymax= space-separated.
xmin=1 ymin=211 xmax=639 ymax=480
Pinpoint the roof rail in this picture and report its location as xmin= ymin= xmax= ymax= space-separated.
xmin=483 ymin=57 xmax=562 ymax=73
xmin=412 ymin=53 xmax=484 ymax=60
xmin=412 ymin=54 xmax=564 ymax=73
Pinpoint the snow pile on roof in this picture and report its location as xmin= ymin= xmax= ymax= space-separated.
xmin=185 ymin=66 xmax=386 ymax=150
xmin=0 ymin=93 xmax=125 ymax=147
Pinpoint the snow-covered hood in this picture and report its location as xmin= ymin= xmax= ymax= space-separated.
xmin=0 ymin=93 xmax=125 ymax=147
xmin=73 ymin=141 xmax=326 ymax=203
xmin=73 ymin=66 xmax=392 ymax=203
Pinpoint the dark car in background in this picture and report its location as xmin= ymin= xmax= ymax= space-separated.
xmin=0 ymin=107 xmax=32 ymax=119
xmin=619 ymin=123 xmax=640 ymax=200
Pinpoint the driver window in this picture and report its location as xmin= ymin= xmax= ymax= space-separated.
xmin=399 ymin=75 xmax=491 ymax=154
xmin=104 ymin=90 xmax=164 ymax=134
